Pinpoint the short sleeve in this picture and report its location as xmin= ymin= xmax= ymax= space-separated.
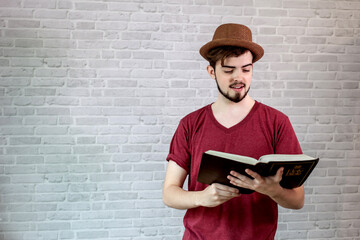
xmin=274 ymin=117 xmax=302 ymax=155
xmin=166 ymin=119 xmax=191 ymax=172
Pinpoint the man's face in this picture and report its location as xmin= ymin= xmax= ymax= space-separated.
xmin=208 ymin=51 xmax=253 ymax=103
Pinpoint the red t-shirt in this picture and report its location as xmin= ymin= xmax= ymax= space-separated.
xmin=167 ymin=101 xmax=302 ymax=240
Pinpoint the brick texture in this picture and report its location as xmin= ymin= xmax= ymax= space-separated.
xmin=0 ymin=0 xmax=359 ymax=239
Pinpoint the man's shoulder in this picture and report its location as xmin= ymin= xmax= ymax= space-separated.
xmin=256 ymin=101 xmax=289 ymax=121
xmin=179 ymin=104 xmax=210 ymax=127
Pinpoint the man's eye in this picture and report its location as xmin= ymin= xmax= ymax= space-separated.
xmin=243 ymin=69 xmax=250 ymax=73
xmin=224 ymin=70 xmax=233 ymax=74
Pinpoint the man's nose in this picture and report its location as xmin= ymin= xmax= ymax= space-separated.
xmin=233 ymin=69 xmax=244 ymax=81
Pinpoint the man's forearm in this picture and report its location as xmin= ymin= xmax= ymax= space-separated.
xmin=163 ymin=183 xmax=241 ymax=210
xmin=163 ymin=185 xmax=200 ymax=210
xmin=270 ymin=186 xmax=304 ymax=209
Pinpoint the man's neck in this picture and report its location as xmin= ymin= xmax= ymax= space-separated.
xmin=211 ymin=95 xmax=256 ymax=128
xmin=212 ymin=95 xmax=255 ymax=114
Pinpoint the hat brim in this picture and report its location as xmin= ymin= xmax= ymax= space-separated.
xmin=199 ymin=38 xmax=264 ymax=63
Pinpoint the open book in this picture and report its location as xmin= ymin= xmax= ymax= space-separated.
xmin=197 ymin=150 xmax=319 ymax=194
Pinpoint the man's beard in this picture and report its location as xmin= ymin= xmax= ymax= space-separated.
xmin=215 ymin=77 xmax=250 ymax=103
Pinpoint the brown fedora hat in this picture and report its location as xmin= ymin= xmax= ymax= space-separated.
xmin=199 ymin=23 xmax=264 ymax=63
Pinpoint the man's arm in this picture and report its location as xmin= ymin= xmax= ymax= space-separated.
xmin=228 ymin=167 xmax=304 ymax=209
xmin=163 ymin=160 xmax=241 ymax=210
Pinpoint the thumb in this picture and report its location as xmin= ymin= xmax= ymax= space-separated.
xmin=275 ymin=167 xmax=284 ymax=181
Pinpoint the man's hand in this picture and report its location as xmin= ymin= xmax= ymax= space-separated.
xmin=163 ymin=160 xmax=242 ymax=210
xmin=227 ymin=168 xmax=284 ymax=198
xmin=227 ymin=167 xmax=305 ymax=209
xmin=197 ymin=183 xmax=241 ymax=208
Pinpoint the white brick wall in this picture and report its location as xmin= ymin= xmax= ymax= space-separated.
xmin=0 ymin=0 xmax=359 ymax=239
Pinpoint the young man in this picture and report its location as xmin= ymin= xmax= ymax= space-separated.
xmin=163 ymin=23 xmax=304 ymax=239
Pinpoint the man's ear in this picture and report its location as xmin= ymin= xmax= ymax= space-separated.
xmin=206 ymin=65 xmax=216 ymax=79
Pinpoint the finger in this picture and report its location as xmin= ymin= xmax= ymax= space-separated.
xmin=228 ymin=172 xmax=253 ymax=185
xmin=212 ymin=183 xmax=240 ymax=194
xmin=244 ymin=169 xmax=260 ymax=180
xmin=228 ymin=174 xmax=245 ymax=183
xmin=211 ymin=187 xmax=240 ymax=199
xmin=227 ymin=175 xmax=252 ymax=189
xmin=218 ymin=188 xmax=241 ymax=198
xmin=275 ymin=167 xmax=284 ymax=181
xmin=229 ymin=171 xmax=249 ymax=180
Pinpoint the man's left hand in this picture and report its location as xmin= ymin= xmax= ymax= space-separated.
xmin=227 ymin=167 xmax=284 ymax=197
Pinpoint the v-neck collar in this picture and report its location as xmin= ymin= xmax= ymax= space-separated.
xmin=206 ymin=101 xmax=259 ymax=133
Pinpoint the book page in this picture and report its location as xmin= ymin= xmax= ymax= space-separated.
xmin=206 ymin=150 xmax=258 ymax=165
xmin=259 ymin=154 xmax=315 ymax=163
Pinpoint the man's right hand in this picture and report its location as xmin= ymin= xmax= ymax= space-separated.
xmin=163 ymin=161 xmax=241 ymax=210
xmin=196 ymin=183 xmax=241 ymax=208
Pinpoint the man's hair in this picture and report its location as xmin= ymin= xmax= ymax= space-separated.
xmin=205 ymin=46 xmax=253 ymax=69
